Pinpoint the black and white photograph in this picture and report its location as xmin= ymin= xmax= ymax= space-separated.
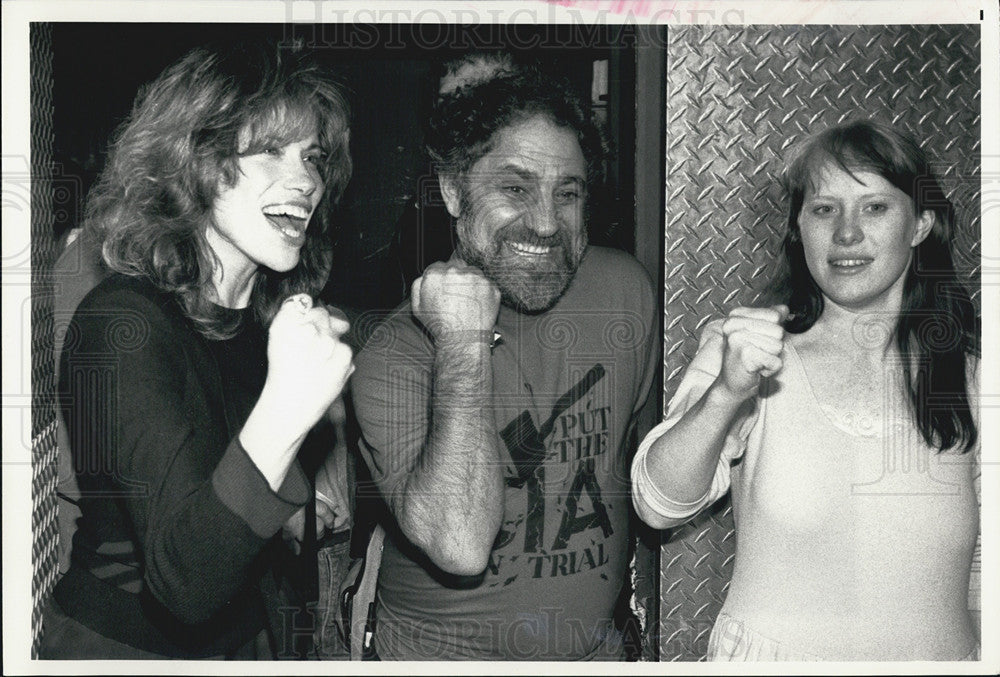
xmin=2 ymin=0 xmax=996 ymax=672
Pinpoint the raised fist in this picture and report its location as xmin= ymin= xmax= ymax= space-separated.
xmin=411 ymin=261 xmax=501 ymax=338
xmin=717 ymin=305 xmax=788 ymax=400
xmin=264 ymin=294 xmax=354 ymax=435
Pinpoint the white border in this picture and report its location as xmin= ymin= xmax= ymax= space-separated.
xmin=2 ymin=1 xmax=997 ymax=675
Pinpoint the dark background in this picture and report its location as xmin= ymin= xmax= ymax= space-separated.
xmin=46 ymin=21 xmax=658 ymax=660
xmin=51 ymin=22 xmax=639 ymax=317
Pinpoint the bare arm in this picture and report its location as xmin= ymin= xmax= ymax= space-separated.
xmin=240 ymin=295 xmax=354 ymax=491
xmin=387 ymin=262 xmax=504 ymax=575
xmin=635 ymin=306 xmax=786 ymax=528
xmin=393 ymin=336 xmax=503 ymax=575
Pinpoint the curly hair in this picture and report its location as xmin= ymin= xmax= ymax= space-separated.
xmin=773 ymin=120 xmax=978 ymax=453
xmin=88 ymin=40 xmax=351 ymax=339
xmin=424 ymin=59 xmax=607 ymax=198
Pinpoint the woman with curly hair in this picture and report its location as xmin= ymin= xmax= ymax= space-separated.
xmin=632 ymin=121 xmax=980 ymax=661
xmin=41 ymin=40 xmax=354 ymax=659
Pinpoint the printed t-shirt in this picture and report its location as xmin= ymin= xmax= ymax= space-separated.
xmin=352 ymin=246 xmax=658 ymax=660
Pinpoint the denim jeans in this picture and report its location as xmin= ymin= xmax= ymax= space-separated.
xmin=314 ymin=535 xmax=353 ymax=659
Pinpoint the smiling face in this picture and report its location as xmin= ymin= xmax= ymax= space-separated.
xmin=797 ymin=163 xmax=934 ymax=314
xmin=207 ymin=124 xmax=326 ymax=305
xmin=443 ymin=115 xmax=588 ymax=313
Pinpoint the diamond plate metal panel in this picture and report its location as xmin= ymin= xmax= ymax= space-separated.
xmin=30 ymin=22 xmax=60 ymax=658
xmin=660 ymin=24 xmax=981 ymax=661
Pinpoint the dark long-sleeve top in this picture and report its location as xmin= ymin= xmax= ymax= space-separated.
xmin=53 ymin=274 xmax=309 ymax=658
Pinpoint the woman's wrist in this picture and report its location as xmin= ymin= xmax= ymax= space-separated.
xmin=705 ymin=378 xmax=754 ymax=413
xmin=254 ymin=376 xmax=324 ymax=437
xmin=239 ymin=389 xmax=309 ymax=492
xmin=435 ymin=329 xmax=498 ymax=348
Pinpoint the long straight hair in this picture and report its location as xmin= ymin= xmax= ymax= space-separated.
xmin=773 ymin=120 xmax=978 ymax=453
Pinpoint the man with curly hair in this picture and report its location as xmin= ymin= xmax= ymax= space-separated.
xmin=351 ymin=54 xmax=659 ymax=661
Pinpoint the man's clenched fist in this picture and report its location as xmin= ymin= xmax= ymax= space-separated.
xmin=412 ymin=262 xmax=501 ymax=338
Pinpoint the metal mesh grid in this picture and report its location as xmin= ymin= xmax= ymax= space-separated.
xmin=30 ymin=21 xmax=60 ymax=659
xmin=659 ymin=24 xmax=981 ymax=661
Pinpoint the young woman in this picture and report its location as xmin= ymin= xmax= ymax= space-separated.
xmin=41 ymin=40 xmax=354 ymax=659
xmin=632 ymin=121 xmax=980 ymax=661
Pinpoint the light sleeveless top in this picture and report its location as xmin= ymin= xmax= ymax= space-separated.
xmin=633 ymin=324 xmax=979 ymax=661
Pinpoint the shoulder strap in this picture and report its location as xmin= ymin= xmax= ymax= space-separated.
xmin=349 ymin=524 xmax=385 ymax=660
